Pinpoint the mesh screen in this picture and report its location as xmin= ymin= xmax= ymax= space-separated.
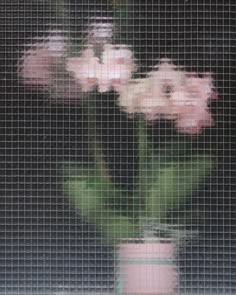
xmin=0 ymin=1 xmax=235 ymax=294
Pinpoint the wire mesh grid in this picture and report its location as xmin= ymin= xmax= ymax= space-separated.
xmin=0 ymin=0 xmax=235 ymax=294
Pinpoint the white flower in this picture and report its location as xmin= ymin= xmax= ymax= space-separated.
xmin=97 ymin=44 xmax=136 ymax=92
xmin=148 ymin=58 xmax=186 ymax=92
xmin=66 ymin=48 xmax=101 ymax=92
xmin=118 ymin=79 xmax=149 ymax=114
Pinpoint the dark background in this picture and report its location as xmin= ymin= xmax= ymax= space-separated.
xmin=0 ymin=0 xmax=235 ymax=294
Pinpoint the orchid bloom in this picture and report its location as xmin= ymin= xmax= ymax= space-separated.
xmin=174 ymin=74 xmax=215 ymax=134
xmin=118 ymin=58 xmax=216 ymax=134
xmin=17 ymin=31 xmax=66 ymax=90
xmin=176 ymin=109 xmax=214 ymax=134
xmin=66 ymin=48 xmax=101 ymax=92
xmin=148 ymin=59 xmax=186 ymax=92
xmin=118 ymin=78 xmax=150 ymax=114
xmin=98 ymin=44 xmax=136 ymax=93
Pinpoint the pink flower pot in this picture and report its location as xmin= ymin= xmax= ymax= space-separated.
xmin=116 ymin=239 xmax=178 ymax=295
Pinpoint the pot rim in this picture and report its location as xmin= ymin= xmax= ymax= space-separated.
xmin=117 ymin=237 xmax=175 ymax=245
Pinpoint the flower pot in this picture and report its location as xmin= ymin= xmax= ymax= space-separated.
xmin=116 ymin=238 xmax=178 ymax=295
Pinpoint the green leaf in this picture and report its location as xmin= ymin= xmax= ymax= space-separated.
xmin=64 ymin=178 xmax=103 ymax=218
xmin=145 ymin=155 xmax=214 ymax=219
xmin=64 ymin=165 xmax=116 ymax=219
xmin=95 ymin=210 xmax=139 ymax=245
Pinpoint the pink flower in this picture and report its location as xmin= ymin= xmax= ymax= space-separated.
xmin=173 ymin=74 xmax=215 ymax=134
xmin=118 ymin=58 xmax=217 ymax=134
xmin=118 ymin=79 xmax=150 ymax=114
xmin=118 ymin=60 xmax=187 ymax=119
xmin=66 ymin=48 xmax=100 ymax=92
xmin=66 ymin=44 xmax=136 ymax=93
xmin=140 ymin=59 xmax=188 ymax=119
xmin=18 ymin=47 xmax=55 ymax=90
xmin=17 ymin=31 xmax=66 ymax=90
xmin=185 ymin=74 xmax=213 ymax=107
xmin=176 ymin=109 xmax=214 ymax=134
xmin=148 ymin=58 xmax=186 ymax=92
xmin=97 ymin=44 xmax=136 ymax=92
xmin=170 ymin=74 xmax=215 ymax=134
xmin=137 ymin=87 xmax=171 ymax=121
xmin=119 ymin=78 xmax=175 ymax=121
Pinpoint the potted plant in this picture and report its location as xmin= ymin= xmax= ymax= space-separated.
xmin=17 ymin=1 xmax=219 ymax=293
xmin=63 ymin=127 xmax=213 ymax=294
xmin=63 ymin=57 xmax=216 ymax=292
xmin=62 ymin=41 xmax=217 ymax=294
xmin=17 ymin=34 xmax=217 ymax=295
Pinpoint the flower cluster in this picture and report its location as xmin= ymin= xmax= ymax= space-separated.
xmin=66 ymin=44 xmax=136 ymax=93
xmin=118 ymin=59 xmax=218 ymax=134
xmin=17 ymin=31 xmax=218 ymax=134
xmin=17 ymin=31 xmax=83 ymax=102
xmin=18 ymin=32 xmax=136 ymax=95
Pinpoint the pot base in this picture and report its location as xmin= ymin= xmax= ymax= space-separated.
xmin=116 ymin=240 xmax=178 ymax=295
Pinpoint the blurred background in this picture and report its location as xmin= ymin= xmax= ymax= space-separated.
xmin=0 ymin=0 xmax=235 ymax=294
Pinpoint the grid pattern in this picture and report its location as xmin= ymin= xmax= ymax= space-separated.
xmin=0 ymin=1 xmax=235 ymax=294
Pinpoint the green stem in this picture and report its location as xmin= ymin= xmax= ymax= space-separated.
xmin=138 ymin=118 xmax=148 ymax=213
xmin=52 ymin=0 xmax=70 ymax=32
xmin=51 ymin=1 xmax=108 ymax=176
xmin=86 ymin=95 xmax=110 ymax=179
xmin=112 ymin=0 xmax=129 ymax=20
xmin=112 ymin=0 xmax=129 ymax=42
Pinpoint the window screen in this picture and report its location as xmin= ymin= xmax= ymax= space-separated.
xmin=0 ymin=1 xmax=235 ymax=295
